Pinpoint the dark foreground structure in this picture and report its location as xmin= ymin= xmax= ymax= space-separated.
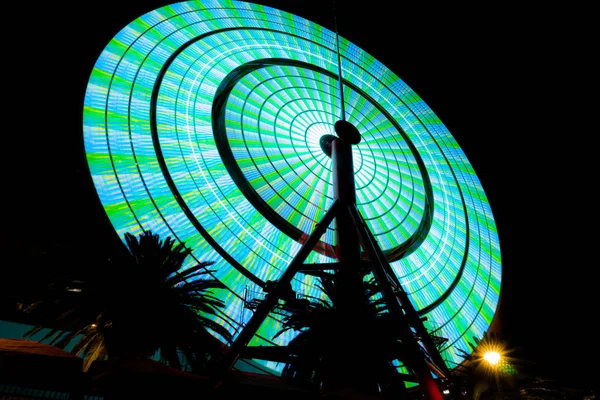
xmin=1 ymin=338 xmax=398 ymax=399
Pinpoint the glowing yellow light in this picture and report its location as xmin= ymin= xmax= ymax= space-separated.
xmin=484 ymin=351 xmax=501 ymax=366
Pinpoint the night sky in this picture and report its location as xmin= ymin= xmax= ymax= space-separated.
xmin=3 ymin=1 xmax=594 ymax=390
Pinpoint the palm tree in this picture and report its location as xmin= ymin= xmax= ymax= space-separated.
xmin=273 ymin=271 xmax=409 ymax=398
xmin=23 ymin=230 xmax=232 ymax=372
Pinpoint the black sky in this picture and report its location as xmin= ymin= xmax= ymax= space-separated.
xmin=3 ymin=1 xmax=594 ymax=390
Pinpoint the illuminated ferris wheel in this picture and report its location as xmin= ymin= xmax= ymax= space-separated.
xmin=83 ymin=0 xmax=501 ymax=391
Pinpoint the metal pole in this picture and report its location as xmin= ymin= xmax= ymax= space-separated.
xmin=333 ymin=0 xmax=346 ymax=121
xmin=331 ymin=138 xmax=359 ymax=264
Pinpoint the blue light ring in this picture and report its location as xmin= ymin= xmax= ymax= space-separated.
xmin=84 ymin=0 xmax=502 ymax=371
xmin=209 ymin=58 xmax=434 ymax=259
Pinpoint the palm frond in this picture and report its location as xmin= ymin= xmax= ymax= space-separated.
xmin=38 ymin=328 xmax=64 ymax=344
xmin=23 ymin=325 xmax=45 ymax=339
xmin=71 ymin=330 xmax=96 ymax=357
xmin=180 ymin=277 xmax=226 ymax=292
xmin=22 ymin=229 xmax=232 ymax=374
xmin=166 ymin=262 xmax=216 ymax=285
xmin=53 ymin=329 xmax=82 ymax=349
xmin=81 ymin=332 xmax=109 ymax=372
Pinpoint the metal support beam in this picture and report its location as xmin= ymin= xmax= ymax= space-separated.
xmin=348 ymin=203 xmax=444 ymax=400
xmin=349 ymin=203 xmax=451 ymax=380
xmin=331 ymin=138 xmax=360 ymax=264
xmin=213 ymin=201 xmax=339 ymax=381
xmin=214 ymin=125 xmax=446 ymax=400
xmin=241 ymin=346 xmax=297 ymax=363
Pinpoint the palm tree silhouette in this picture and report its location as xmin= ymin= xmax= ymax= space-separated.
xmin=23 ymin=230 xmax=232 ymax=372
xmin=273 ymin=271 xmax=409 ymax=398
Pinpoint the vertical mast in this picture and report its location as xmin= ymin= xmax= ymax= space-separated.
xmin=333 ymin=1 xmax=346 ymax=122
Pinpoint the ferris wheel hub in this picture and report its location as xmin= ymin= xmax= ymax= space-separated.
xmin=334 ymin=120 xmax=362 ymax=144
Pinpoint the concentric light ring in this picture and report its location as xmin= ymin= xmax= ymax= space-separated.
xmin=83 ymin=0 xmax=501 ymax=373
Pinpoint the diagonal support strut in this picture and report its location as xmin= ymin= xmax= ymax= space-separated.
xmin=213 ymin=201 xmax=339 ymax=381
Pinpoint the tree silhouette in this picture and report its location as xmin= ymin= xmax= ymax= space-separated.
xmin=273 ymin=271 xmax=409 ymax=398
xmin=23 ymin=230 xmax=232 ymax=372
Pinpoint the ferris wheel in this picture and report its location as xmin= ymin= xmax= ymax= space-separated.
xmin=83 ymin=0 xmax=501 ymax=389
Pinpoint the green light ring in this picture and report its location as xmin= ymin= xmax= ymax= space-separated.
xmin=227 ymin=68 xmax=421 ymax=236
xmin=240 ymin=70 xmax=415 ymax=214
xmin=172 ymin=42 xmax=426 ymax=270
xmin=208 ymin=54 xmax=432 ymax=266
xmin=217 ymin=63 xmax=422 ymax=245
xmin=83 ymin=0 xmax=501 ymax=370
